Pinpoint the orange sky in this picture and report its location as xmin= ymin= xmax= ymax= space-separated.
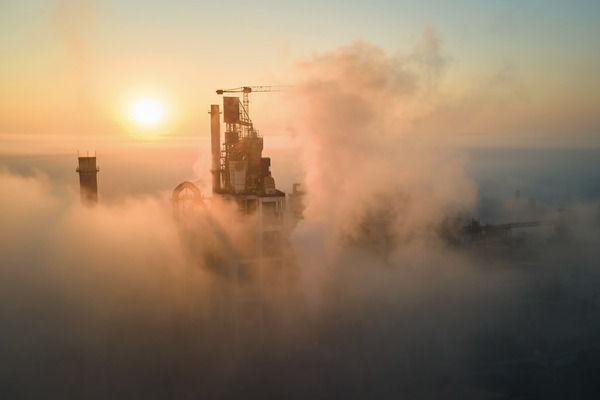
xmin=1 ymin=0 xmax=599 ymax=148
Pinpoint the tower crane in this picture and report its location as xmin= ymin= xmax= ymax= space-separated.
xmin=216 ymin=86 xmax=288 ymax=136
xmin=211 ymin=85 xmax=289 ymax=196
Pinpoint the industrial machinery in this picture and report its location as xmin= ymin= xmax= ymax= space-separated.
xmin=169 ymin=87 xmax=298 ymax=338
xmin=209 ymin=87 xmax=287 ymax=273
xmin=211 ymin=86 xmax=286 ymax=199
xmin=174 ymin=85 xmax=290 ymax=243
xmin=439 ymin=218 xmax=558 ymax=247
xmin=463 ymin=219 xmax=556 ymax=239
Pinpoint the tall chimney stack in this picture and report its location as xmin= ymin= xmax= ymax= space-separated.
xmin=76 ymin=154 xmax=99 ymax=206
xmin=210 ymin=104 xmax=221 ymax=194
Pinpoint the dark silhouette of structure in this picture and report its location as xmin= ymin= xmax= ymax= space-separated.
xmin=76 ymin=154 xmax=99 ymax=206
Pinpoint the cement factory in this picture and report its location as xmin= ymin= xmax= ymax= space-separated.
xmin=172 ymin=87 xmax=298 ymax=288
xmin=71 ymin=89 xmax=600 ymax=399
xmin=171 ymin=87 xmax=303 ymax=345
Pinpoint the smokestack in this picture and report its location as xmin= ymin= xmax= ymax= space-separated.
xmin=76 ymin=154 xmax=99 ymax=206
xmin=210 ymin=104 xmax=221 ymax=194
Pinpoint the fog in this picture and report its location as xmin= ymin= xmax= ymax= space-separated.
xmin=1 ymin=35 xmax=600 ymax=399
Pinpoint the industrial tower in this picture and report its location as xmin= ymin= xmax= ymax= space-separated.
xmin=76 ymin=154 xmax=99 ymax=206
xmin=170 ymin=87 xmax=299 ymax=343
xmin=211 ymin=88 xmax=287 ymax=287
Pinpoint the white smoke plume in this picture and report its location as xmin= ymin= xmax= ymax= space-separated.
xmin=289 ymin=33 xmax=475 ymax=250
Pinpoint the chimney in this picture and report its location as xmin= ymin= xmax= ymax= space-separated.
xmin=76 ymin=153 xmax=99 ymax=206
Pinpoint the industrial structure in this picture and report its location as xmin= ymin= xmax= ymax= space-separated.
xmin=210 ymin=87 xmax=288 ymax=263
xmin=439 ymin=217 xmax=558 ymax=247
xmin=171 ymin=87 xmax=297 ymax=340
xmin=171 ymin=86 xmax=297 ymax=267
xmin=76 ymin=153 xmax=99 ymax=206
xmin=170 ymin=181 xmax=207 ymax=223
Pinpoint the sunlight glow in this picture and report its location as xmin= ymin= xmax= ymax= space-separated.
xmin=132 ymin=98 xmax=164 ymax=124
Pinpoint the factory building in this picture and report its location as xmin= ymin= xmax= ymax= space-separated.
xmin=210 ymin=94 xmax=286 ymax=262
xmin=172 ymin=89 xmax=297 ymax=341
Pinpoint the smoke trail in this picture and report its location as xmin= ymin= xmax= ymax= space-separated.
xmin=289 ymin=33 xmax=475 ymax=250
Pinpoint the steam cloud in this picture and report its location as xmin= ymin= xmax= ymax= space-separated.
xmin=290 ymin=33 xmax=475 ymax=248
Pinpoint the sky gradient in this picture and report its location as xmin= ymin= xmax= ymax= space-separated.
xmin=1 ymin=0 xmax=599 ymax=145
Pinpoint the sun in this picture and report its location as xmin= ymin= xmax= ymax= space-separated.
xmin=132 ymin=98 xmax=164 ymax=124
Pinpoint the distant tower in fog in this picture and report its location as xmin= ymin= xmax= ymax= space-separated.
xmin=76 ymin=153 xmax=99 ymax=205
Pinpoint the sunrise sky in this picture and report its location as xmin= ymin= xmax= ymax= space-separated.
xmin=1 ymin=0 xmax=599 ymax=146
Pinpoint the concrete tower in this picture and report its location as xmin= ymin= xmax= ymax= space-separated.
xmin=76 ymin=154 xmax=99 ymax=205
